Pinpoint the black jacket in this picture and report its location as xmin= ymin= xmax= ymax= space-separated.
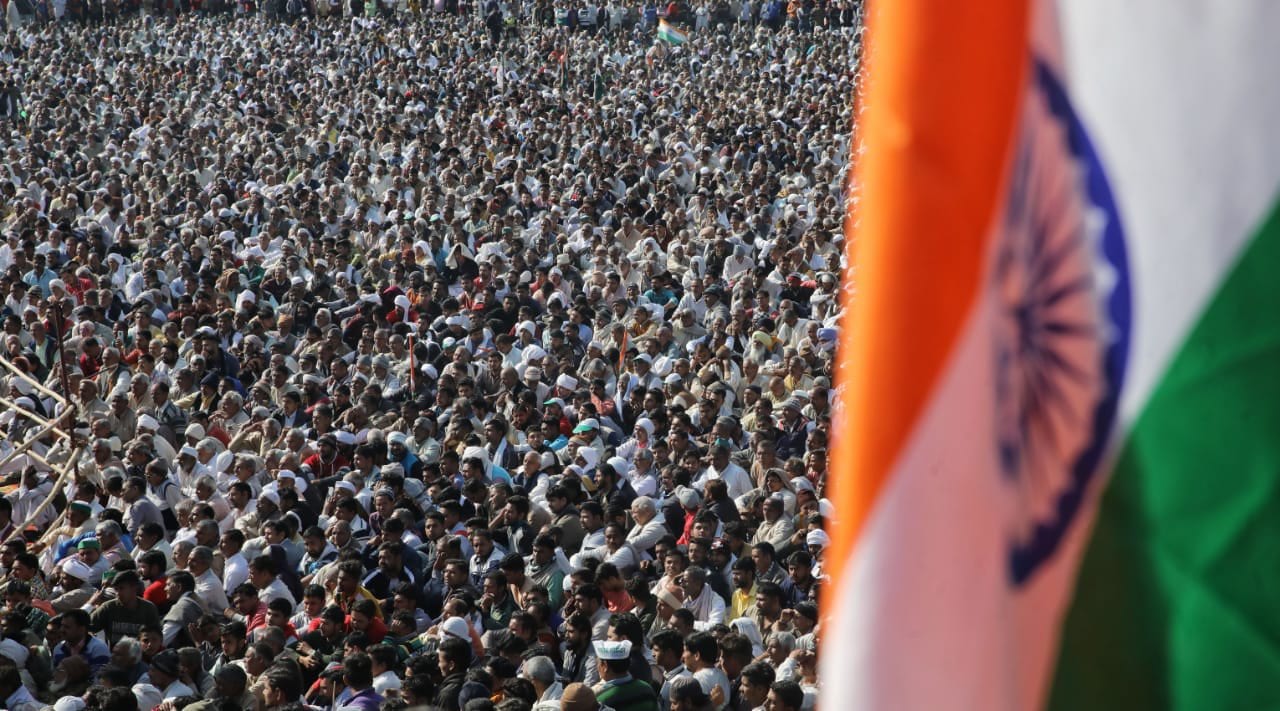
xmin=435 ymin=671 xmax=468 ymax=711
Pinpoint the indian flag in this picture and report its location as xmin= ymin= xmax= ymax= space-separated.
xmin=656 ymin=19 xmax=688 ymax=45
xmin=825 ymin=0 xmax=1280 ymax=708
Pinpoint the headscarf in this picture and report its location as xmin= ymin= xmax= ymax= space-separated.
xmin=730 ymin=617 xmax=765 ymax=656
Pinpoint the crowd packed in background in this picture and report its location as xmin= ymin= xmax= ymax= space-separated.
xmin=0 ymin=1 xmax=858 ymax=709
xmin=0 ymin=0 xmax=861 ymax=34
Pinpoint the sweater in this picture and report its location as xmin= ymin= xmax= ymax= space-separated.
xmin=596 ymin=675 xmax=659 ymax=711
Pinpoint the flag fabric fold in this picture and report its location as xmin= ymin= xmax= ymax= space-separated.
xmin=656 ymin=19 xmax=688 ymax=45
xmin=828 ymin=0 xmax=1280 ymax=708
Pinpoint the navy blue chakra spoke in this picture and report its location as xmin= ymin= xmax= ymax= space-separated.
xmin=995 ymin=58 xmax=1132 ymax=587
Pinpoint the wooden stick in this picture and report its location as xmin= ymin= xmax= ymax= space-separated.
xmin=52 ymin=300 xmax=74 ymax=420
xmin=34 ymin=507 xmax=70 ymax=549
xmin=30 ymin=448 xmax=86 ymax=549
xmin=23 ymin=447 xmax=69 ymax=472
xmin=1 ymin=445 xmax=82 ymax=547
xmin=0 ymin=417 xmax=67 ymax=472
xmin=0 ymin=430 xmax=79 ymax=478
xmin=0 ymin=395 xmax=65 ymax=435
xmin=0 ymin=356 xmax=67 ymax=406
xmin=3 ymin=445 xmax=67 ymax=486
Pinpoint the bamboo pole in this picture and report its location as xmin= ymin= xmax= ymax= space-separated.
xmin=44 ymin=302 xmax=80 ymax=554
xmin=25 ymin=449 xmax=87 ymax=550
xmin=0 ymin=314 xmax=83 ymax=550
xmin=0 ymin=416 xmax=67 ymax=472
xmin=0 ymin=355 xmax=67 ymax=405
xmin=0 ymin=348 xmax=74 ymax=472
xmin=33 ymin=507 xmax=70 ymax=549
xmin=1 ymin=444 xmax=82 ymax=547
xmin=23 ymin=447 xmax=69 ymax=472
xmin=0 ymin=395 xmax=68 ymax=438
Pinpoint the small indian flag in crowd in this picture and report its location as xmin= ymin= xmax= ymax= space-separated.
xmin=827 ymin=0 xmax=1280 ymax=708
xmin=656 ymin=19 xmax=688 ymax=45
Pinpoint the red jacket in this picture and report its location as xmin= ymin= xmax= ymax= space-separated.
xmin=143 ymin=577 xmax=168 ymax=609
xmin=346 ymin=614 xmax=387 ymax=644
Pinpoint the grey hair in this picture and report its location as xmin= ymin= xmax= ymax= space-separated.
xmin=172 ymin=539 xmax=195 ymax=557
xmin=94 ymin=520 xmax=122 ymax=538
xmin=190 ymin=545 xmax=215 ymax=564
xmin=196 ymin=437 xmax=220 ymax=452
xmin=766 ymin=631 xmax=797 ymax=654
xmin=522 ymin=656 xmax=557 ymax=685
xmin=631 ymin=496 xmax=656 ymax=516
xmin=114 ymin=637 xmax=142 ymax=664
xmin=194 ymin=475 xmax=217 ymax=491
xmin=94 ymin=520 xmax=123 ymax=539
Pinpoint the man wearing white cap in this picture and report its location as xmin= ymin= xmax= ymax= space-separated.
xmin=619 ymin=353 xmax=661 ymax=401
xmin=569 ymin=418 xmax=606 ymax=464
xmin=803 ymin=529 xmax=829 ymax=579
xmin=592 ymin=639 xmax=659 ymax=711
xmin=173 ymin=446 xmax=202 ymax=495
xmin=50 ymin=557 xmax=95 ymax=612
xmin=522 ymin=365 xmax=550 ymax=403
xmin=132 ymin=682 xmax=164 ymax=710
xmin=135 ymin=413 xmax=177 ymax=464
xmin=554 ymin=372 xmax=579 ymax=399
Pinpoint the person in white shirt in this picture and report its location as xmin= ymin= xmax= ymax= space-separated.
xmin=626 ymin=496 xmax=666 ymax=557
xmin=188 ymin=545 xmax=230 ymax=615
xmin=0 ymin=662 xmax=40 ymax=711
xmin=627 ymin=450 xmax=660 ymax=499
xmin=370 ymin=644 xmax=402 ymax=697
xmin=148 ymin=650 xmax=196 ymax=700
xmin=680 ymin=566 xmax=726 ymax=630
xmin=525 ymin=655 xmax=564 ymax=711
xmin=219 ymin=529 xmax=250 ymax=597
xmin=249 ymin=553 xmax=296 ymax=607
xmin=683 ymin=631 xmax=732 ymax=711
xmin=723 ymin=244 xmax=755 ymax=285
xmin=694 ymin=445 xmax=752 ymax=500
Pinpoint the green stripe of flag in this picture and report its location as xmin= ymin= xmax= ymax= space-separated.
xmin=657 ymin=20 xmax=688 ymax=44
xmin=1050 ymin=196 xmax=1280 ymax=710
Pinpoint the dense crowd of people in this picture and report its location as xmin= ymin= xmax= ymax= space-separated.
xmin=0 ymin=2 xmax=856 ymax=709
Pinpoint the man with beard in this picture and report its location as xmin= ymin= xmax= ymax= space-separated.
xmin=546 ymin=483 xmax=585 ymax=554
xmin=361 ymin=540 xmax=415 ymax=604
